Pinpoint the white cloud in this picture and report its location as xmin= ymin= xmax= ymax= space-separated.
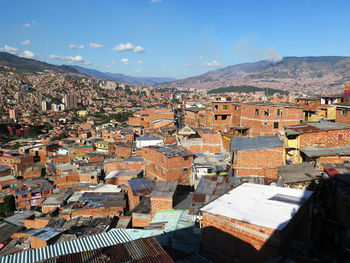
xmin=106 ymin=65 xmax=111 ymax=68
xmin=113 ymin=42 xmax=134 ymax=52
xmin=0 ymin=45 xmax=18 ymax=54
xmin=22 ymin=50 xmax=35 ymax=59
xmin=137 ymin=60 xmax=143 ymax=64
xmin=136 ymin=69 xmax=142 ymax=73
xmin=202 ymin=60 xmax=221 ymax=67
xmin=113 ymin=42 xmax=145 ymax=53
xmin=49 ymin=54 xmax=90 ymax=64
xmin=151 ymin=0 xmax=162 ymax=2
xmin=23 ymin=23 xmax=31 ymax=27
xmin=199 ymin=56 xmax=203 ymax=60
xmin=266 ymin=47 xmax=283 ymax=63
xmin=121 ymin=58 xmax=130 ymax=65
xmin=112 ymin=60 xmax=117 ymax=64
xmin=21 ymin=40 xmax=31 ymax=45
xmin=69 ymin=44 xmax=84 ymax=49
xmin=89 ymin=43 xmax=103 ymax=49
xmin=134 ymin=46 xmax=145 ymax=53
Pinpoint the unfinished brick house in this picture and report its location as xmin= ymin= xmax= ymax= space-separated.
xmin=200 ymin=183 xmax=313 ymax=263
xmin=230 ymin=136 xmax=284 ymax=182
xmin=209 ymin=101 xmax=303 ymax=136
xmin=284 ymin=121 xmax=350 ymax=163
xmin=178 ymin=127 xmax=224 ymax=155
xmin=142 ymin=145 xmax=193 ymax=184
xmin=0 ymin=152 xmax=34 ymax=176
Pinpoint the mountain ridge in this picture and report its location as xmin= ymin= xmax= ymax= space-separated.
xmin=70 ymin=65 xmax=176 ymax=86
xmin=159 ymin=56 xmax=350 ymax=94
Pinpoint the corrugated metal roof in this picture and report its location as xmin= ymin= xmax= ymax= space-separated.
xmin=150 ymin=181 xmax=178 ymax=197
xmin=43 ymin=237 xmax=174 ymax=263
xmin=230 ymin=135 xmax=282 ymax=151
xmin=128 ymin=178 xmax=155 ymax=196
xmin=300 ymin=146 xmax=350 ymax=157
xmin=0 ymin=229 xmax=132 ymax=263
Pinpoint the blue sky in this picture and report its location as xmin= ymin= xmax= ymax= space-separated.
xmin=0 ymin=0 xmax=349 ymax=79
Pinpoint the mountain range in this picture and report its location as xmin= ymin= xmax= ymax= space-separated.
xmin=1 ymin=52 xmax=350 ymax=94
xmin=160 ymin=56 xmax=350 ymax=94
xmin=69 ymin=65 xmax=176 ymax=86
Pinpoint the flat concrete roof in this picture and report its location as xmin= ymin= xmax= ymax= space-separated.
xmin=200 ymin=183 xmax=313 ymax=231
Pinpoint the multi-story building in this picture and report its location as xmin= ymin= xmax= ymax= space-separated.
xmin=142 ymin=145 xmax=193 ymax=184
xmin=64 ymin=93 xmax=77 ymax=109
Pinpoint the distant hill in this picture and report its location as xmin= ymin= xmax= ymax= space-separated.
xmin=0 ymin=52 xmax=78 ymax=74
xmin=208 ymin=85 xmax=289 ymax=95
xmin=70 ymin=65 xmax=176 ymax=86
xmin=160 ymin=56 xmax=350 ymax=94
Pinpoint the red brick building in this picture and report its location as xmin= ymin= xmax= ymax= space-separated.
xmin=142 ymin=145 xmax=193 ymax=185
xmin=200 ymin=183 xmax=313 ymax=263
xmin=0 ymin=153 xmax=34 ymax=175
xmin=209 ymin=101 xmax=303 ymax=136
xmin=284 ymin=121 xmax=350 ymax=163
xmin=230 ymin=136 xmax=284 ymax=182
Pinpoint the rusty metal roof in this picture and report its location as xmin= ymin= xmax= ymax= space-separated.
xmin=40 ymin=237 xmax=174 ymax=263
xmin=128 ymin=178 xmax=155 ymax=196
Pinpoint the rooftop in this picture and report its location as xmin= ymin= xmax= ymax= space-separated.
xmin=285 ymin=121 xmax=350 ymax=136
xmin=200 ymin=183 xmax=313 ymax=231
xmin=277 ymin=163 xmax=321 ymax=184
xmin=136 ymin=136 xmax=162 ymax=141
xmin=147 ymin=144 xmax=193 ymax=158
xmin=128 ymin=178 xmax=155 ymax=196
xmin=230 ymin=135 xmax=283 ymax=151
xmin=150 ymin=181 xmax=178 ymax=197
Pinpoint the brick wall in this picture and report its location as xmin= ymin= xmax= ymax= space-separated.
xmin=105 ymin=161 xmax=143 ymax=175
xmin=232 ymin=147 xmax=284 ymax=180
xmin=24 ymin=218 xmax=49 ymax=229
xmin=127 ymin=183 xmax=141 ymax=210
xmin=115 ymin=146 xmax=132 ymax=159
xmin=150 ymin=196 xmax=172 ymax=217
xmin=299 ymin=129 xmax=350 ymax=148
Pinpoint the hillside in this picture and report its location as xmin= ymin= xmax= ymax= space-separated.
xmin=70 ymin=65 xmax=176 ymax=86
xmin=208 ymin=85 xmax=289 ymax=95
xmin=160 ymin=56 xmax=350 ymax=95
xmin=0 ymin=52 xmax=78 ymax=74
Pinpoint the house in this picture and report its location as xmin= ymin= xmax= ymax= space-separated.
xmin=283 ymin=121 xmax=350 ymax=163
xmin=231 ymin=135 xmax=284 ymax=183
xmin=142 ymin=145 xmax=193 ymax=184
xmin=0 ymin=164 xmax=11 ymax=177
xmin=200 ymin=183 xmax=313 ymax=263
xmin=105 ymin=170 xmax=142 ymax=185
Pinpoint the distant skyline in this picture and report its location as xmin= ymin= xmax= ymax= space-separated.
xmin=0 ymin=0 xmax=349 ymax=79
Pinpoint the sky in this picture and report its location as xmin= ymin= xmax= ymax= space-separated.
xmin=0 ymin=0 xmax=349 ymax=79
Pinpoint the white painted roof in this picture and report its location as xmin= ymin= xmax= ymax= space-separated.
xmin=200 ymin=183 xmax=313 ymax=231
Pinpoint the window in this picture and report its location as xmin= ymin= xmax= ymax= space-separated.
xmin=183 ymin=168 xmax=188 ymax=174
xmin=277 ymin=109 xmax=282 ymax=116
xmin=161 ymin=157 xmax=165 ymax=162
xmin=222 ymin=115 xmax=227 ymax=120
xmin=215 ymin=115 xmax=218 ymax=120
xmin=91 ymin=176 xmax=95 ymax=179
xmin=154 ymin=164 xmax=158 ymax=170
xmin=264 ymin=122 xmax=268 ymax=126
xmin=153 ymin=153 xmax=156 ymax=158
xmin=274 ymin=122 xmax=279 ymax=129
xmin=338 ymin=134 xmax=344 ymax=140
xmin=184 ymin=156 xmax=189 ymax=160
xmin=264 ymin=109 xmax=270 ymax=116
xmin=214 ymin=105 xmax=218 ymax=110
xmin=22 ymin=194 xmax=27 ymax=198
xmin=305 ymin=101 xmax=309 ymax=105
xmin=296 ymin=100 xmax=300 ymax=104
xmin=342 ymin=109 xmax=347 ymax=115
xmin=145 ymin=160 xmax=149 ymax=166
xmin=161 ymin=168 xmax=165 ymax=175
xmin=222 ymin=105 xmax=229 ymax=110
xmin=235 ymin=106 xmax=238 ymax=110
xmin=255 ymin=109 xmax=259 ymax=115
